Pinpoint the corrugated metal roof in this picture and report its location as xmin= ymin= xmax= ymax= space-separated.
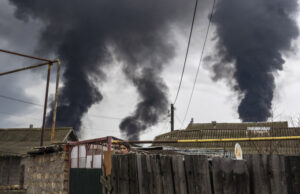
xmin=0 ymin=127 xmax=78 ymax=156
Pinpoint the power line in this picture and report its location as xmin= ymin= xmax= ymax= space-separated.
xmin=181 ymin=0 xmax=216 ymax=128
xmin=0 ymin=94 xmax=43 ymax=107
xmin=175 ymin=113 xmax=184 ymax=127
xmin=0 ymin=111 xmax=42 ymax=121
xmin=173 ymin=0 xmax=199 ymax=105
xmin=0 ymin=94 xmax=124 ymax=121
xmin=89 ymin=114 xmax=122 ymax=120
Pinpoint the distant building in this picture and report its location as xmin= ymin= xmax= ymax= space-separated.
xmin=154 ymin=121 xmax=300 ymax=155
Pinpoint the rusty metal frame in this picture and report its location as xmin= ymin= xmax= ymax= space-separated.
xmin=67 ymin=136 xmax=119 ymax=169
xmin=66 ymin=136 xmax=119 ymax=194
xmin=0 ymin=49 xmax=61 ymax=146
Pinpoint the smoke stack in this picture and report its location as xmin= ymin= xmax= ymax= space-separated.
xmin=209 ymin=0 xmax=299 ymax=121
xmin=9 ymin=0 xmax=195 ymax=139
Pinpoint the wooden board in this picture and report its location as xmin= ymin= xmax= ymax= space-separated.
xmin=285 ymin=156 xmax=300 ymax=194
xmin=212 ymin=157 xmax=250 ymax=194
xmin=150 ymin=155 xmax=163 ymax=194
xmin=111 ymin=155 xmax=119 ymax=194
xmin=104 ymin=150 xmax=115 ymax=175
xmin=118 ymin=155 xmax=129 ymax=194
xmin=128 ymin=153 xmax=139 ymax=194
xmin=184 ymin=155 xmax=211 ymax=194
xmin=160 ymin=155 xmax=175 ymax=194
xmin=171 ymin=155 xmax=187 ymax=194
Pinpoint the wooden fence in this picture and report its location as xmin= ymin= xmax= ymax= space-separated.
xmin=110 ymin=154 xmax=300 ymax=194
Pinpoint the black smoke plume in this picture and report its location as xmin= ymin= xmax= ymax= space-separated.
xmin=210 ymin=0 xmax=299 ymax=121
xmin=9 ymin=0 xmax=194 ymax=137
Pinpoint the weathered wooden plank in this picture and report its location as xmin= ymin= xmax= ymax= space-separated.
xmin=146 ymin=155 xmax=154 ymax=194
xmin=150 ymin=155 xmax=163 ymax=194
xmin=184 ymin=155 xmax=212 ymax=194
xmin=184 ymin=155 xmax=196 ymax=194
xmin=245 ymin=154 xmax=270 ymax=194
xmin=119 ymin=155 xmax=129 ymax=194
xmin=193 ymin=155 xmax=212 ymax=194
xmin=160 ymin=155 xmax=175 ymax=194
xmin=245 ymin=154 xmax=288 ymax=194
xmin=140 ymin=154 xmax=150 ymax=194
xmin=171 ymin=155 xmax=187 ymax=194
xmin=285 ymin=156 xmax=300 ymax=194
xmin=128 ymin=153 xmax=139 ymax=194
xmin=104 ymin=150 xmax=115 ymax=175
xmin=269 ymin=155 xmax=288 ymax=194
xmin=212 ymin=157 xmax=250 ymax=194
xmin=111 ymin=154 xmax=119 ymax=194
xmin=136 ymin=154 xmax=143 ymax=194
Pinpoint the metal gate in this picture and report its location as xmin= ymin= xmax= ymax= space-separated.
xmin=67 ymin=136 xmax=121 ymax=194
xmin=70 ymin=168 xmax=102 ymax=194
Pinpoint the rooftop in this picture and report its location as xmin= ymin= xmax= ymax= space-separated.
xmin=0 ymin=127 xmax=78 ymax=156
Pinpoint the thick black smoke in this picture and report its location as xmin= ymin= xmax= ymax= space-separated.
xmin=9 ymin=0 xmax=194 ymax=137
xmin=210 ymin=0 xmax=299 ymax=121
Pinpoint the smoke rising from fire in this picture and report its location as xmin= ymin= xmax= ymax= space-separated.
xmin=9 ymin=0 xmax=194 ymax=138
xmin=210 ymin=0 xmax=299 ymax=121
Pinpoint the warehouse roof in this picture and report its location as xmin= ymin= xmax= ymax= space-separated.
xmin=185 ymin=121 xmax=288 ymax=130
xmin=0 ymin=127 xmax=78 ymax=156
xmin=153 ymin=121 xmax=300 ymax=154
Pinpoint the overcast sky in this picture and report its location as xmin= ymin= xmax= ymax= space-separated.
xmin=0 ymin=0 xmax=300 ymax=141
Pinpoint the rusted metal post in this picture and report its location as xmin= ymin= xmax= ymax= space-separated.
xmin=0 ymin=48 xmax=53 ymax=62
xmin=107 ymin=136 xmax=112 ymax=151
xmin=51 ymin=59 xmax=61 ymax=141
xmin=77 ymin=146 xmax=80 ymax=168
xmin=40 ymin=63 xmax=52 ymax=146
xmin=0 ymin=62 xmax=51 ymax=76
xmin=67 ymin=145 xmax=72 ymax=194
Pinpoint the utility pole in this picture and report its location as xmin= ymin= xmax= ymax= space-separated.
xmin=170 ymin=104 xmax=174 ymax=132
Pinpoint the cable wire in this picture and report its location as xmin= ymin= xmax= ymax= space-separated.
xmin=0 ymin=94 xmax=123 ymax=121
xmin=181 ymin=0 xmax=216 ymax=128
xmin=173 ymin=0 xmax=199 ymax=105
xmin=0 ymin=94 xmax=43 ymax=107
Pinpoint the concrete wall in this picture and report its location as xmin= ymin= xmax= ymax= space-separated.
xmin=22 ymin=151 xmax=69 ymax=194
xmin=0 ymin=156 xmax=23 ymax=186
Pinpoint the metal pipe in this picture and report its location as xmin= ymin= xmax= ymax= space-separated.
xmin=68 ymin=136 xmax=122 ymax=146
xmin=67 ymin=146 xmax=72 ymax=194
xmin=111 ymin=136 xmax=300 ymax=144
xmin=0 ymin=62 xmax=51 ymax=76
xmin=0 ymin=48 xmax=53 ymax=62
xmin=40 ymin=64 xmax=52 ymax=146
xmin=51 ymin=59 xmax=61 ymax=141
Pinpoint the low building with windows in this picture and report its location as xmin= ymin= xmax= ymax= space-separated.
xmin=154 ymin=121 xmax=300 ymax=155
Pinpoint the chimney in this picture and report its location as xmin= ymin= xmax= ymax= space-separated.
xmin=212 ymin=121 xmax=217 ymax=128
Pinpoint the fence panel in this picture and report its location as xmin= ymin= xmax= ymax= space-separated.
xmin=212 ymin=157 xmax=250 ymax=194
xmin=285 ymin=156 xmax=300 ymax=194
xmin=171 ymin=155 xmax=187 ymax=194
xmin=110 ymin=154 xmax=300 ymax=194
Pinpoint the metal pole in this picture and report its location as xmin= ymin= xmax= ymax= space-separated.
xmin=40 ymin=64 xmax=52 ymax=146
xmin=111 ymin=135 xmax=300 ymax=144
xmin=0 ymin=62 xmax=51 ymax=76
xmin=171 ymin=104 xmax=174 ymax=132
xmin=107 ymin=136 xmax=112 ymax=151
xmin=0 ymin=48 xmax=53 ymax=62
xmin=51 ymin=59 xmax=61 ymax=141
